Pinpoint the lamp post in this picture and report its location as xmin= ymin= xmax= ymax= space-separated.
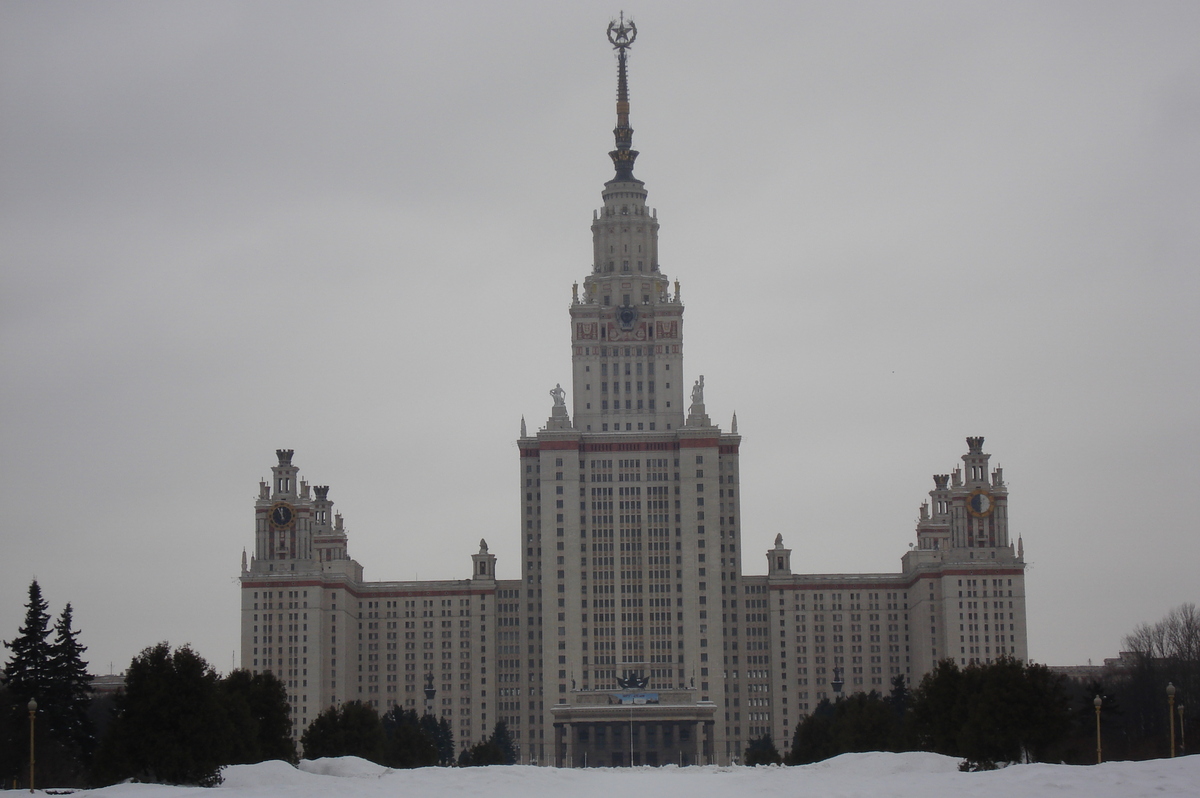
xmin=1178 ymin=704 xmax=1185 ymax=755
xmin=1167 ymin=683 xmax=1176 ymax=758
xmin=1093 ymin=695 xmax=1102 ymax=764
xmin=628 ymin=704 xmax=633 ymax=767
xmin=27 ymin=697 xmax=37 ymax=794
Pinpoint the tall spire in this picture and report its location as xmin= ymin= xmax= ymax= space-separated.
xmin=607 ymin=13 xmax=639 ymax=182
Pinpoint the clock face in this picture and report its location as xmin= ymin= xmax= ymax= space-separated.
xmin=966 ymin=490 xmax=994 ymax=518
xmin=270 ymin=502 xmax=294 ymax=527
xmin=617 ymin=306 xmax=638 ymax=330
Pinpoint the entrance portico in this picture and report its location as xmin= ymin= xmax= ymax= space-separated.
xmin=553 ymin=688 xmax=716 ymax=767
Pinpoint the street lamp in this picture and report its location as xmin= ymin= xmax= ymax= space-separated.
xmin=1167 ymin=683 xmax=1176 ymax=758
xmin=831 ymin=666 xmax=844 ymax=694
xmin=1093 ymin=695 xmax=1102 ymax=764
xmin=27 ymin=698 xmax=37 ymax=794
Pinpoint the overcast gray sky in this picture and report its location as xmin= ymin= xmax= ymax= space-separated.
xmin=2 ymin=1 xmax=1197 ymax=677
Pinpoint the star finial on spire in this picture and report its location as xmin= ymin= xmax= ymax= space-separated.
xmin=607 ymin=11 xmax=636 ymax=50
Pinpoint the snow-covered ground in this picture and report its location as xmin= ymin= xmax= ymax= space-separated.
xmin=50 ymin=752 xmax=1200 ymax=798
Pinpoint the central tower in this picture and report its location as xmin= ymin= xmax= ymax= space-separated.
xmin=570 ymin=14 xmax=685 ymax=434
xmin=519 ymin=16 xmax=739 ymax=766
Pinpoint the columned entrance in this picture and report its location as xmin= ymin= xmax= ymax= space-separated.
xmin=552 ymin=688 xmax=716 ymax=767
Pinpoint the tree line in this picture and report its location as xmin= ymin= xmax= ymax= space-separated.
xmin=299 ymin=701 xmax=517 ymax=767
xmin=744 ymin=603 xmax=1196 ymax=768
xmin=2 ymin=580 xmax=514 ymax=787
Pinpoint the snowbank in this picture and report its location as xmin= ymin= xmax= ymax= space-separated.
xmin=297 ymin=757 xmax=393 ymax=779
xmin=58 ymin=751 xmax=1200 ymax=798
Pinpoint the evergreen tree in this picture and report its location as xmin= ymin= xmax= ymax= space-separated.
xmin=489 ymin=720 xmax=517 ymax=764
xmin=829 ymin=690 xmax=896 ymax=754
xmin=785 ymin=692 xmax=898 ymax=764
xmin=300 ymin=701 xmax=385 ymax=763
xmin=887 ymin=673 xmax=910 ymax=716
xmin=887 ymin=673 xmax=915 ymax=750
xmin=4 ymin=581 xmax=53 ymax=699
xmin=45 ymin=603 xmax=95 ymax=763
xmin=744 ymin=734 xmax=782 ymax=765
xmin=2 ymin=581 xmax=54 ymax=786
xmin=435 ymin=717 xmax=456 ymax=765
xmin=910 ymin=659 xmax=965 ymax=756
xmin=0 ymin=682 xmax=20 ymax=787
xmin=219 ymin=669 xmax=295 ymax=764
xmin=786 ymin=698 xmax=836 ymax=764
xmin=380 ymin=706 xmax=436 ymax=767
xmin=462 ymin=721 xmax=517 ymax=765
xmin=910 ymin=656 xmax=1070 ymax=769
xmin=93 ymin=643 xmax=227 ymax=786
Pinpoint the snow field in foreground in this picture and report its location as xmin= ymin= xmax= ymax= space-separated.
xmin=64 ymin=751 xmax=1200 ymax=798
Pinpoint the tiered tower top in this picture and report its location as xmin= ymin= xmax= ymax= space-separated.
xmin=564 ymin=17 xmax=690 ymax=433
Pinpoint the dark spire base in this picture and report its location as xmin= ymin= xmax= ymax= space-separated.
xmin=609 ymin=148 xmax=640 ymax=182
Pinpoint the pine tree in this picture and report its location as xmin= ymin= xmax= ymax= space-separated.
xmin=435 ymin=717 xmax=455 ymax=765
xmin=461 ymin=721 xmax=516 ymax=766
xmin=93 ymin=643 xmax=228 ymax=786
xmin=300 ymin=701 xmax=385 ymax=763
xmin=3 ymin=580 xmax=53 ymax=699
xmin=219 ymin=669 xmax=295 ymax=765
xmin=744 ymin=734 xmax=782 ymax=765
xmin=45 ymin=603 xmax=95 ymax=761
xmin=786 ymin=698 xmax=836 ymax=764
xmin=3 ymin=581 xmax=62 ymax=786
xmin=380 ymin=706 xmax=436 ymax=767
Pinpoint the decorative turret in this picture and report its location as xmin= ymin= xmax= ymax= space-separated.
xmin=312 ymin=485 xmax=332 ymax=533
xmin=767 ymin=533 xmax=792 ymax=577
xmin=473 ymin=538 xmax=497 ymax=580
xmin=272 ymin=449 xmax=298 ymax=497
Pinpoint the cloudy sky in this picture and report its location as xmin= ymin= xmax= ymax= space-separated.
xmin=2 ymin=1 xmax=1197 ymax=678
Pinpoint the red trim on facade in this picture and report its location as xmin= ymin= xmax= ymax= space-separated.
xmin=769 ymin=580 xmax=910 ymax=592
xmin=679 ymin=438 xmax=720 ymax=448
xmin=519 ymin=448 xmax=540 ymax=457
xmin=241 ymin=580 xmax=325 ymax=590
xmin=939 ymin=568 xmax=1025 ymax=577
xmin=766 ymin=566 xmax=1024 ymax=593
xmin=539 ymin=440 xmax=581 ymax=451
xmin=341 ymin=586 xmax=496 ymax=599
xmin=242 ymin=579 xmax=496 ymax=599
xmin=719 ymin=445 xmax=739 ymax=455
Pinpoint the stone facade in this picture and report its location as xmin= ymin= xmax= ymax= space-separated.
xmin=238 ymin=21 xmax=1028 ymax=765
